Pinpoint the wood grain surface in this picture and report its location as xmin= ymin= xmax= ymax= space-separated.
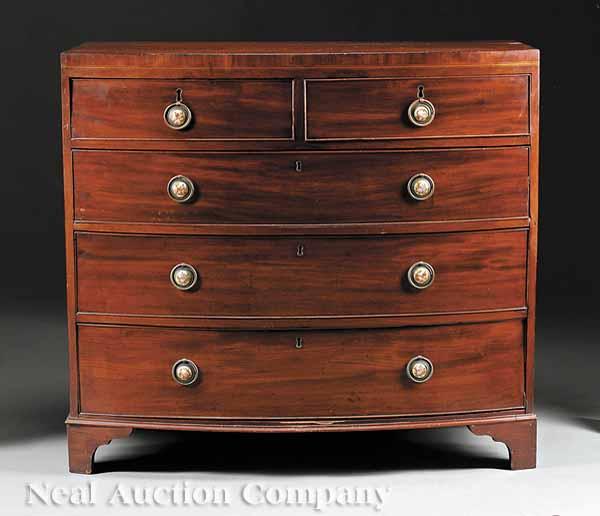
xmin=78 ymin=320 xmax=525 ymax=418
xmin=61 ymin=42 xmax=539 ymax=473
xmin=469 ymin=418 xmax=536 ymax=470
xmin=76 ymin=230 xmax=528 ymax=317
xmin=305 ymin=76 xmax=529 ymax=140
xmin=71 ymin=79 xmax=294 ymax=140
xmin=61 ymin=41 xmax=539 ymax=70
xmin=73 ymin=148 xmax=529 ymax=225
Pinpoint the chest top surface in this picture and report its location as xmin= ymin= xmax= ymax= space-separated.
xmin=61 ymin=41 xmax=539 ymax=69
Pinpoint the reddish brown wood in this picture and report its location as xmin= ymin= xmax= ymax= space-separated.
xmin=70 ymin=135 xmax=531 ymax=152
xmin=76 ymin=230 xmax=527 ymax=317
xmin=61 ymin=42 xmax=539 ymax=473
xmin=78 ymin=321 xmax=525 ymax=418
xmin=525 ymin=67 xmax=540 ymax=412
xmin=71 ymin=79 xmax=294 ymax=140
xmin=73 ymin=148 xmax=529 ymax=225
xmin=469 ymin=418 xmax=537 ymax=470
xmin=67 ymin=424 xmax=133 ymax=474
xmin=72 ymin=218 xmax=530 ymax=237
xmin=61 ymin=41 xmax=539 ymax=70
xmin=67 ymin=413 xmax=534 ymax=434
xmin=61 ymin=67 xmax=79 ymax=418
xmin=305 ymin=76 xmax=529 ymax=141
xmin=75 ymin=308 xmax=527 ymax=330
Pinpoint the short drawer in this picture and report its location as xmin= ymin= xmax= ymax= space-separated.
xmin=305 ymin=76 xmax=529 ymax=140
xmin=73 ymin=147 xmax=529 ymax=224
xmin=76 ymin=231 xmax=527 ymax=317
xmin=78 ymin=320 xmax=525 ymax=418
xmin=71 ymin=79 xmax=294 ymax=140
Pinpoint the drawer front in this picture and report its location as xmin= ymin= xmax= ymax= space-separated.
xmin=305 ymin=76 xmax=529 ymax=140
xmin=76 ymin=231 xmax=527 ymax=317
xmin=73 ymin=148 xmax=529 ymax=224
xmin=71 ymin=79 xmax=294 ymax=140
xmin=78 ymin=321 xmax=525 ymax=418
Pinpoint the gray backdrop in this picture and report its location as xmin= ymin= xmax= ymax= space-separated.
xmin=1 ymin=2 xmax=599 ymax=508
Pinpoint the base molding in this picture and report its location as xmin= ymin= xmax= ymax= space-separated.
xmin=66 ymin=413 xmax=536 ymax=474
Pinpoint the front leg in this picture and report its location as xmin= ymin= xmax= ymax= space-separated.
xmin=468 ymin=418 xmax=536 ymax=470
xmin=67 ymin=424 xmax=134 ymax=474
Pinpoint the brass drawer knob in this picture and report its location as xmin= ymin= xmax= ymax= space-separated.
xmin=172 ymin=358 xmax=199 ymax=386
xmin=170 ymin=263 xmax=198 ymax=291
xmin=164 ymin=88 xmax=193 ymax=130
xmin=408 ymin=85 xmax=435 ymax=127
xmin=407 ymin=261 xmax=435 ymax=290
xmin=167 ymin=175 xmax=195 ymax=203
xmin=407 ymin=173 xmax=435 ymax=201
xmin=406 ymin=356 xmax=434 ymax=383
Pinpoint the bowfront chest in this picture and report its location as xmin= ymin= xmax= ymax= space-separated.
xmin=61 ymin=41 xmax=539 ymax=473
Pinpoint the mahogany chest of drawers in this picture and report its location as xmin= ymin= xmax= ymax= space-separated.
xmin=61 ymin=41 xmax=539 ymax=473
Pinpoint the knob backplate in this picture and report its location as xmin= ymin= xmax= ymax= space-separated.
xmin=408 ymin=98 xmax=436 ymax=127
xmin=172 ymin=358 xmax=199 ymax=386
xmin=407 ymin=261 xmax=435 ymax=290
xmin=164 ymin=102 xmax=192 ymax=130
xmin=167 ymin=175 xmax=195 ymax=203
xmin=170 ymin=263 xmax=199 ymax=291
xmin=407 ymin=173 xmax=435 ymax=201
xmin=406 ymin=355 xmax=434 ymax=383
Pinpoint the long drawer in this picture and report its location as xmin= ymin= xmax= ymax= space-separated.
xmin=76 ymin=231 xmax=527 ymax=317
xmin=305 ymin=76 xmax=529 ymax=140
xmin=73 ymin=148 xmax=529 ymax=224
xmin=78 ymin=320 xmax=525 ymax=418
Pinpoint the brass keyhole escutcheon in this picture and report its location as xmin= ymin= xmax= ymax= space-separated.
xmin=297 ymin=244 xmax=305 ymax=257
xmin=295 ymin=337 xmax=304 ymax=349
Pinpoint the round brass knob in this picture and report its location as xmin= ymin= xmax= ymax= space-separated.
xmin=407 ymin=173 xmax=435 ymax=201
xmin=407 ymin=261 xmax=435 ymax=290
xmin=164 ymin=103 xmax=192 ymax=130
xmin=167 ymin=175 xmax=195 ymax=203
xmin=406 ymin=356 xmax=434 ymax=383
xmin=408 ymin=98 xmax=436 ymax=127
xmin=170 ymin=263 xmax=198 ymax=291
xmin=164 ymin=89 xmax=193 ymax=130
xmin=172 ymin=358 xmax=199 ymax=386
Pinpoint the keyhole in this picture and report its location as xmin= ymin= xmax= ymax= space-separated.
xmin=417 ymin=85 xmax=425 ymax=98
xmin=295 ymin=337 xmax=304 ymax=349
xmin=175 ymin=88 xmax=183 ymax=102
xmin=295 ymin=160 xmax=303 ymax=173
xmin=297 ymin=244 xmax=305 ymax=257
